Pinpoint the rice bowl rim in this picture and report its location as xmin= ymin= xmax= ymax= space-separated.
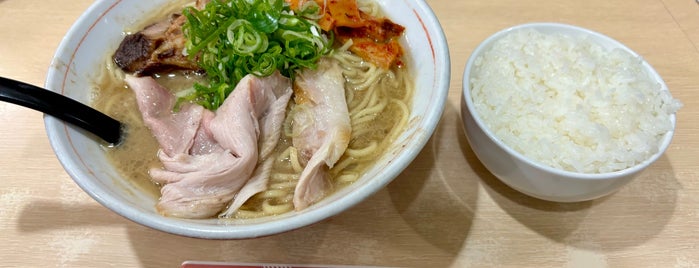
xmin=462 ymin=22 xmax=677 ymax=180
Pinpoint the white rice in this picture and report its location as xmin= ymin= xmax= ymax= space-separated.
xmin=470 ymin=28 xmax=682 ymax=173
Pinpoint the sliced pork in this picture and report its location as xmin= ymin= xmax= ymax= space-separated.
xmin=113 ymin=0 xmax=214 ymax=76
xmin=291 ymin=58 xmax=351 ymax=210
xmin=218 ymin=74 xmax=293 ymax=216
xmin=124 ymin=76 xmax=210 ymax=157
xmin=125 ymin=72 xmax=292 ymax=218
xmin=114 ymin=13 xmax=199 ymax=76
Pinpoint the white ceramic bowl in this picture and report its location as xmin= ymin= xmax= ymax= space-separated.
xmin=44 ymin=0 xmax=449 ymax=239
xmin=461 ymin=23 xmax=677 ymax=202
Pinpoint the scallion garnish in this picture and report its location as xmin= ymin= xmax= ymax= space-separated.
xmin=181 ymin=0 xmax=332 ymax=110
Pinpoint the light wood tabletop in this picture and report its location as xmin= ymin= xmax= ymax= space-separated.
xmin=1 ymin=0 xmax=698 ymax=267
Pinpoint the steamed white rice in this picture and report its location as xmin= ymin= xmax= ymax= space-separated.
xmin=470 ymin=28 xmax=682 ymax=173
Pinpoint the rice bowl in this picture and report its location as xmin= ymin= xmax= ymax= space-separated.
xmin=461 ymin=23 xmax=680 ymax=202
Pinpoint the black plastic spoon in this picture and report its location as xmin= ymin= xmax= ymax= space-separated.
xmin=0 ymin=76 xmax=124 ymax=145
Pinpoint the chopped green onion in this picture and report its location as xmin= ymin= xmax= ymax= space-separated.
xmin=227 ymin=19 xmax=269 ymax=55
xmin=180 ymin=0 xmax=332 ymax=110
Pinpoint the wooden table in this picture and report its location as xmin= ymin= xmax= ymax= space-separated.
xmin=1 ymin=0 xmax=698 ymax=267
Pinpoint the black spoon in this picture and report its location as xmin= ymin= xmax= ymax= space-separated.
xmin=0 ymin=76 xmax=124 ymax=145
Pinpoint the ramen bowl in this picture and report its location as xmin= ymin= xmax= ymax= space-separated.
xmin=461 ymin=23 xmax=679 ymax=202
xmin=44 ymin=0 xmax=449 ymax=239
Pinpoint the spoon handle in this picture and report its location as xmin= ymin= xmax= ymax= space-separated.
xmin=0 ymin=76 xmax=123 ymax=145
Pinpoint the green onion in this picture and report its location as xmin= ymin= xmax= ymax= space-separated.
xmin=180 ymin=0 xmax=332 ymax=110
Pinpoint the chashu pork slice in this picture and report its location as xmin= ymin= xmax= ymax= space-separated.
xmin=114 ymin=14 xmax=200 ymax=76
xmin=124 ymin=75 xmax=211 ymax=158
xmin=125 ymin=72 xmax=292 ymax=218
xmin=291 ymin=57 xmax=351 ymax=210
xmin=218 ymin=73 xmax=293 ymax=217
xmin=113 ymin=0 xmax=213 ymax=76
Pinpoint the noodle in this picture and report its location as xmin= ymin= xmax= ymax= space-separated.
xmin=262 ymin=199 xmax=294 ymax=215
xmin=346 ymin=141 xmax=378 ymax=158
